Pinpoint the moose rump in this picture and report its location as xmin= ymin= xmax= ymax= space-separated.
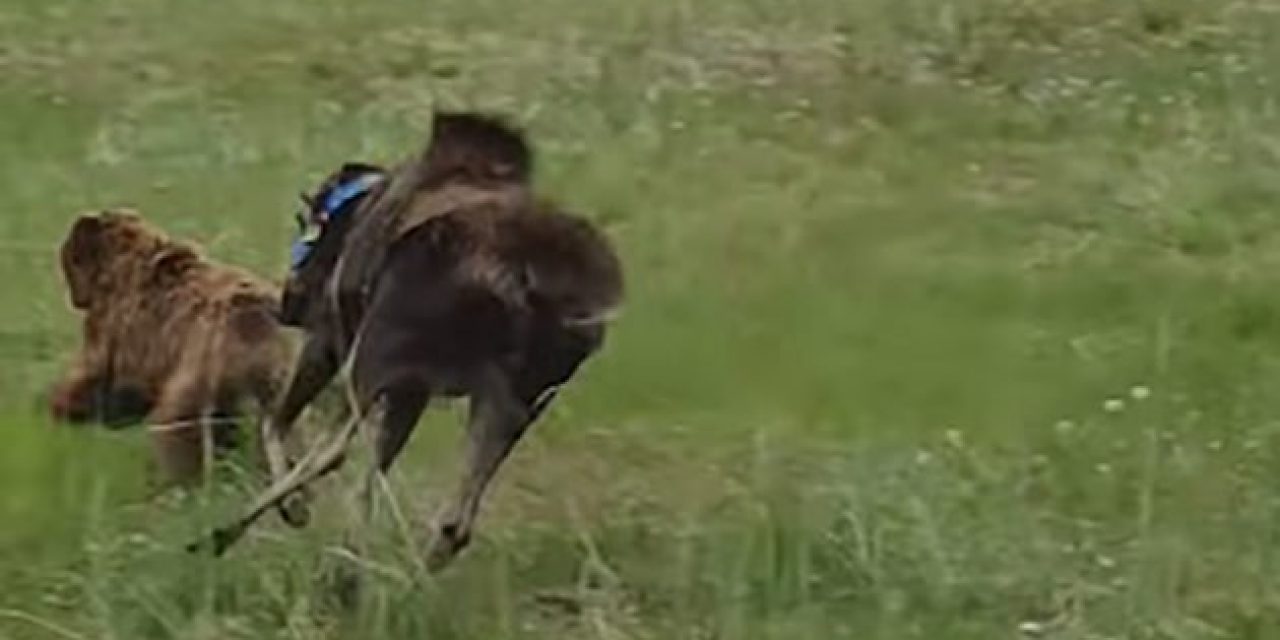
xmin=358 ymin=209 xmax=616 ymax=404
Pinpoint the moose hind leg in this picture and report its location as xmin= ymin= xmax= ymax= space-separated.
xmin=424 ymin=324 xmax=598 ymax=571
xmin=338 ymin=380 xmax=430 ymax=586
xmin=427 ymin=370 xmax=533 ymax=572
xmin=360 ymin=381 xmax=430 ymax=511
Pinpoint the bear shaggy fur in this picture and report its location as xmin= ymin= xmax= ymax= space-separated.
xmin=50 ymin=209 xmax=293 ymax=485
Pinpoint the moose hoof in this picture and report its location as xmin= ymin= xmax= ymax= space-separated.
xmin=324 ymin=560 xmax=362 ymax=609
xmin=277 ymin=489 xmax=312 ymax=528
xmin=185 ymin=526 xmax=239 ymax=557
xmin=425 ymin=523 xmax=471 ymax=573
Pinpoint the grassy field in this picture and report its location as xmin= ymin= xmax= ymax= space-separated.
xmin=3 ymin=0 xmax=1280 ymax=637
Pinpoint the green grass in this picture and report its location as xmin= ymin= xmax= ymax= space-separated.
xmin=4 ymin=0 xmax=1280 ymax=637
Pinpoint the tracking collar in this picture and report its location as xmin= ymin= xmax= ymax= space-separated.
xmin=320 ymin=171 xmax=385 ymax=223
xmin=290 ymin=171 xmax=386 ymax=270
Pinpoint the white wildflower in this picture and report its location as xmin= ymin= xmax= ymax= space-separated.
xmin=944 ymin=429 xmax=964 ymax=448
xmin=1018 ymin=620 xmax=1047 ymax=637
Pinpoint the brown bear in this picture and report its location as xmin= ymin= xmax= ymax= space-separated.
xmin=50 ymin=209 xmax=294 ymax=485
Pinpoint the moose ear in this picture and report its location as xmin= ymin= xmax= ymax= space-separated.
xmin=339 ymin=162 xmax=385 ymax=176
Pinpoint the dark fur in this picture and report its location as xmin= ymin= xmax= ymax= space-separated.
xmin=200 ymin=111 xmax=623 ymax=571
xmin=51 ymin=210 xmax=294 ymax=484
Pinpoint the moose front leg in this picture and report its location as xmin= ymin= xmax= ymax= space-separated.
xmin=261 ymin=336 xmax=341 ymax=527
xmin=192 ymin=403 xmax=367 ymax=557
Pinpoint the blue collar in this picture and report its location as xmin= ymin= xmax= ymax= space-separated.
xmin=290 ymin=172 xmax=385 ymax=270
xmin=320 ymin=172 xmax=385 ymax=222
xmin=289 ymin=235 xmax=316 ymax=270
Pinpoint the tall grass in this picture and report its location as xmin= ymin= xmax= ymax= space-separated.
xmin=3 ymin=0 xmax=1280 ymax=637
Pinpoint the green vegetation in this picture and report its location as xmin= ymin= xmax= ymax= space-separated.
xmin=3 ymin=0 xmax=1280 ymax=637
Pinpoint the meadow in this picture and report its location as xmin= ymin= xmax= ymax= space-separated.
xmin=3 ymin=0 xmax=1280 ymax=637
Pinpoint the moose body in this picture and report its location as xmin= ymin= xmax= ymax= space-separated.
xmin=200 ymin=112 xmax=623 ymax=570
